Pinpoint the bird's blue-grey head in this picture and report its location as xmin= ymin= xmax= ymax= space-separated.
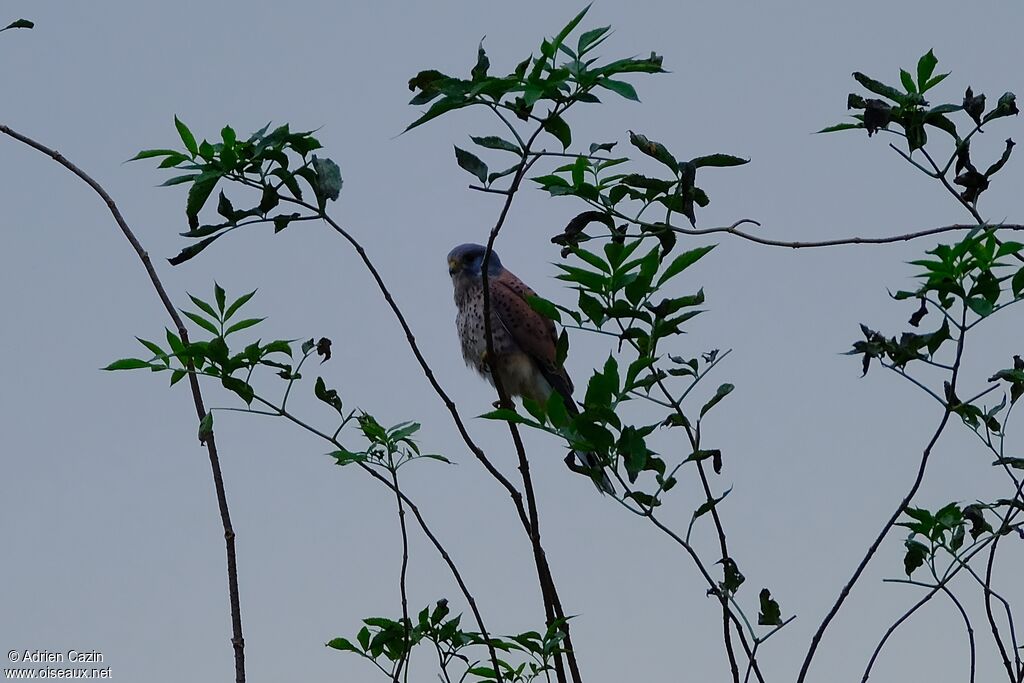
xmin=447 ymin=243 xmax=503 ymax=279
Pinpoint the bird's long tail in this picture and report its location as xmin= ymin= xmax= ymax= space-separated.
xmin=559 ymin=395 xmax=615 ymax=495
xmin=565 ymin=450 xmax=615 ymax=494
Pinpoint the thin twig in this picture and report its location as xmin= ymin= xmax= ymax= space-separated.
xmin=798 ymin=355 xmax=961 ymax=681
xmin=389 ymin=465 xmax=413 ymax=683
xmin=246 ymin=394 xmax=505 ymax=679
xmin=0 ymin=123 xmax=247 ymax=682
xmin=478 ymin=116 xmax=581 ymax=683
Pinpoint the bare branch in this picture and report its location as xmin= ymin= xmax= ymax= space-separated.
xmin=0 ymin=123 xmax=247 ymax=682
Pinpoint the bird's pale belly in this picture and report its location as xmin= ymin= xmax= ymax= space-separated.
xmin=456 ymin=308 xmax=551 ymax=403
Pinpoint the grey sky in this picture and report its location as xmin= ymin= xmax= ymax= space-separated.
xmin=3 ymin=1 xmax=1023 ymax=681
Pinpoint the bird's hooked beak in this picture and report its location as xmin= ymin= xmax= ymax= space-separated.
xmin=448 ymin=257 xmax=461 ymax=275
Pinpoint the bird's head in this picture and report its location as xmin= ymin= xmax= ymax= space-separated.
xmin=447 ymin=243 xmax=503 ymax=280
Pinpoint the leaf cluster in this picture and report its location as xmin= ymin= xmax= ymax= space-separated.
xmin=132 ymin=120 xmax=342 ymax=264
xmin=327 ymin=599 xmax=566 ymax=683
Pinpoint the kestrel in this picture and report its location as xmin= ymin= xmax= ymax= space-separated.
xmin=447 ymin=243 xmax=613 ymax=493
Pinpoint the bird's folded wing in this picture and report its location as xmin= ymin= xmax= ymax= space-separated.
xmin=490 ymin=273 xmax=575 ymax=397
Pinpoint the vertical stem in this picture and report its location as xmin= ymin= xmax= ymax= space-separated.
xmin=0 ymin=125 xmax=246 ymax=682
xmin=389 ymin=465 xmax=412 ymax=683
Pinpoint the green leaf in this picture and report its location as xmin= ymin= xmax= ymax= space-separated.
xmin=471 ymin=40 xmax=489 ymax=81
xmin=816 ymin=122 xmax=866 ymax=134
xmin=657 ymin=244 xmax=715 ymax=286
xmin=160 ymin=173 xmax=201 ymax=187
xmin=903 ymin=538 xmax=928 ymax=576
xmin=852 ymin=72 xmax=906 ymax=104
xmin=182 ymin=310 xmax=220 ymax=337
xmin=924 ymin=72 xmax=949 ymax=92
xmin=597 ymin=78 xmax=639 ymax=101
xmin=526 ymin=295 xmax=561 ymax=322
xmin=225 ymin=318 xmax=264 ymax=336
xmin=326 ymin=637 xmax=358 ymax=652
xmin=552 ymin=5 xmax=591 ymax=54
xmin=314 ymin=377 xmax=344 ymax=413
xmin=479 ymin=408 xmax=533 ymax=425
xmin=470 ymin=135 xmax=521 ymax=154
xmin=214 ymin=283 xmax=226 ymax=314
xmin=165 ymin=329 xmax=185 ymax=356
xmin=189 ymin=294 xmax=218 ymax=321
xmin=136 ymin=337 xmax=166 ymax=360
xmin=224 ymin=290 xmax=257 ymax=321
xmin=104 ymin=358 xmax=151 ymax=371
xmin=546 ymin=392 xmax=570 ymax=429
xmin=1012 ymin=267 xmax=1024 ymax=298
xmin=311 ymin=156 xmax=343 ymax=203
xmin=198 ymin=412 xmax=214 ymax=444
xmin=454 ymin=146 xmax=489 ymax=184
xmin=404 ymin=97 xmax=472 ymax=133
xmin=700 ymin=383 xmax=735 ymax=417
xmin=216 ymin=192 xmax=235 ymax=220
xmin=1 ymin=19 xmax=34 ymax=31
xmin=757 ymin=589 xmax=782 ymax=626
xmin=577 ymin=26 xmax=610 ymax=55
xmin=329 ymin=449 xmax=367 ymax=466
xmin=899 ymin=69 xmax=917 ymax=94
xmin=629 ymin=131 xmax=677 ymax=171
xmin=916 ymin=50 xmax=938 ymax=91
xmin=691 ymin=154 xmax=749 ymax=168
xmin=174 ymin=116 xmax=198 ymax=157
xmin=129 ymin=149 xmax=184 ymax=162
xmin=222 ymin=376 xmax=254 ymax=405
xmin=390 ymin=421 xmax=421 ymax=443
xmin=168 ymin=234 xmax=224 ymax=266
xmin=543 ymin=114 xmax=572 ymax=149
xmin=693 ymin=486 xmax=732 ymax=520
xmin=186 ymin=174 xmax=220 ymax=226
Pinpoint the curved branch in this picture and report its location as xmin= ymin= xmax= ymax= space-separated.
xmin=0 ymin=123 xmax=246 ymax=682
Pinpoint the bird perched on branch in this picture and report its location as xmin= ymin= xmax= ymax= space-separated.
xmin=446 ymin=242 xmax=613 ymax=493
